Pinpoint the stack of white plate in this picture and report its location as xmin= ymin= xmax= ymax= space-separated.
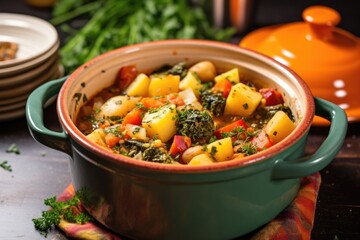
xmin=0 ymin=13 xmax=63 ymax=121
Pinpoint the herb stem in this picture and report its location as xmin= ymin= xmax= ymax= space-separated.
xmin=50 ymin=1 xmax=102 ymax=26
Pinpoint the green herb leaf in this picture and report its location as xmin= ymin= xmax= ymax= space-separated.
xmin=32 ymin=191 xmax=93 ymax=237
xmin=6 ymin=143 xmax=20 ymax=154
xmin=0 ymin=161 xmax=12 ymax=172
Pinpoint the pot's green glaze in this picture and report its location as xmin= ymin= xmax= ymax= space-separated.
xmin=26 ymin=78 xmax=347 ymax=239
xmin=26 ymin=41 xmax=348 ymax=239
xmin=68 ymin=136 xmax=303 ymax=239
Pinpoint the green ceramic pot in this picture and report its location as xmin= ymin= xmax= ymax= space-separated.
xmin=26 ymin=40 xmax=347 ymax=240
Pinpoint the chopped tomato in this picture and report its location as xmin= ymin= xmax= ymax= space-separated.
xmin=166 ymin=93 xmax=185 ymax=106
xmin=117 ymin=65 xmax=138 ymax=91
xmin=259 ymin=88 xmax=284 ymax=106
xmin=251 ymin=129 xmax=273 ymax=150
xmin=169 ymin=135 xmax=192 ymax=159
xmin=214 ymin=119 xmax=248 ymax=139
xmin=213 ymin=79 xmax=232 ymax=98
xmin=105 ymin=133 xmax=120 ymax=148
xmin=140 ymin=97 xmax=165 ymax=109
xmin=122 ymin=109 xmax=144 ymax=126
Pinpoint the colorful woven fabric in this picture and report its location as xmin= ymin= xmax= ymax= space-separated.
xmin=56 ymin=172 xmax=321 ymax=240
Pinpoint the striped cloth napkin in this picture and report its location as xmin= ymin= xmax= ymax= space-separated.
xmin=56 ymin=172 xmax=321 ymax=240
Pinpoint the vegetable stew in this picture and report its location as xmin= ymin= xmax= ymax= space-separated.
xmin=76 ymin=61 xmax=295 ymax=165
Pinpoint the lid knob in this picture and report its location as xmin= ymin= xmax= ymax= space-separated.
xmin=302 ymin=5 xmax=341 ymax=40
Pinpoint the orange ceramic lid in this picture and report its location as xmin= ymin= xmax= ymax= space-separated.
xmin=240 ymin=5 xmax=360 ymax=126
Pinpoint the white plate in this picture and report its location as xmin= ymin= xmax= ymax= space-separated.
xmin=0 ymin=52 xmax=58 ymax=88
xmin=0 ymin=13 xmax=58 ymax=69
xmin=0 ymin=92 xmax=29 ymax=105
xmin=0 ymin=98 xmax=27 ymax=112
xmin=0 ymin=65 xmax=63 ymax=121
xmin=0 ymin=39 xmax=59 ymax=78
xmin=0 ymin=62 xmax=63 ymax=99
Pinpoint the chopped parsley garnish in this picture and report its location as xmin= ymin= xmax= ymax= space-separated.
xmin=243 ymin=103 xmax=249 ymax=110
xmin=32 ymin=191 xmax=93 ymax=237
xmin=0 ymin=161 xmax=12 ymax=172
xmin=210 ymin=146 xmax=217 ymax=159
xmin=238 ymin=142 xmax=258 ymax=156
xmin=6 ymin=143 xmax=20 ymax=154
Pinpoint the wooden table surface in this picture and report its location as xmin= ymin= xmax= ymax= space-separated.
xmin=1 ymin=1 xmax=360 ymax=239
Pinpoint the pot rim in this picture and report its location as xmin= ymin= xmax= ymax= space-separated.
xmin=57 ymin=39 xmax=314 ymax=173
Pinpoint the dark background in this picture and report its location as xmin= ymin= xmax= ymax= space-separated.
xmin=1 ymin=0 xmax=360 ymax=38
xmin=1 ymin=1 xmax=360 ymax=240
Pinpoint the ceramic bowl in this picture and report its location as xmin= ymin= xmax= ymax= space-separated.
xmin=0 ymin=52 xmax=58 ymax=88
xmin=26 ymin=40 xmax=347 ymax=239
xmin=0 ymin=13 xmax=58 ymax=69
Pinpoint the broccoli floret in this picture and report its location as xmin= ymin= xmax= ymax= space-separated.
xmin=123 ymin=140 xmax=172 ymax=164
xmin=142 ymin=147 xmax=171 ymax=163
xmin=200 ymin=90 xmax=226 ymax=117
xmin=123 ymin=140 xmax=146 ymax=157
xmin=151 ymin=62 xmax=188 ymax=79
xmin=176 ymin=108 xmax=215 ymax=144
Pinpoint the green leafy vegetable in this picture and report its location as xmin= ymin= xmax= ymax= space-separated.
xmin=32 ymin=192 xmax=93 ymax=237
xmin=142 ymin=146 xmax=171 ymax=163
xmin=52 ymin=0 xmax=235 ymax=74
xmin=176 ymin=108 xmax=215 ymax=144
xmin=6 ymin=143 xmax=20 ymax=154
xmin=0 ymin=161 xmax=12 ymax=172
xmin=200 ymin=90 xmax=226 ymax=117
xmin=152 ymin=62 xmax=188 ymax=78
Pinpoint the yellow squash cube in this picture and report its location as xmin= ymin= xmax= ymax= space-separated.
xmin=125 ymin=124 xmax=147 ymax=141
xmin=188 ymin=153 xmax=214 ymax=166
xmin=148 ymin=75 xmax=180 ymax=97
xmin=206 ymin=137 xmax=233 ymax=162
xmin=142 ymin=104 xmax=177 ymax=142
xmin=87 ymin=129 xmax=107 ymax=148
xmin=264 ymin=111 xmax=296 ymax=144
xmin=224 ymin=83 xmax=262 ymax=117
xmin=125 ymin=73 xmax=150 ymax=97
xmin=179 ymin=72 xmax=203 ymax=97
xmin=214 ymin=68 xmax=239 ymax=84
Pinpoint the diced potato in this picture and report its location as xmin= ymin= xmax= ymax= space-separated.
xmin=142 ymin=104 xmax=177 ymax=142
xmin=188 ymin=153 xmax=214 ymax=166
xmin=179 ymin=72 xmax=203 ymax=97
xmin=86 ymin=129 xmax=107 ymax=148
xmin=178 ymin=88 xmax=198 ymax=105
xmin=125 ymin=124 xmax=147 ymax=141
xmin=189 ymin=61 xmax=217 ymax=82
xmin=206 ymin=137 xmax=233 ymax=162
xmin=215 ymin=68 xmax=239 ymax=84
xmin=224 ymin=83 xmax=262 ymax=117
xmin=264 ymin=111 xmax=296 ymax=144
xmin=125 ymin=73 xmax=150 ymax=97
xmin=148 ymin=75 xmax=180 ymax=97
xmin=96 ymin=96 xmax=140 ymax=119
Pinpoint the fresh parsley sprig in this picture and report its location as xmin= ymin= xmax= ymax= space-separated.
xmin=6 ymin=143 xmax=20 ymax=154
xmin=33 ymin=192 xmax=93 ymax=237
xmin=0 ymin=161 xmax=12 ymax=172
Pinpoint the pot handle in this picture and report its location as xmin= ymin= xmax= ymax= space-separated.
xmin=26 ymin=76 xmax=71 ymax=155
xmin=272 ymin=97 xmax=348 ymax=179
